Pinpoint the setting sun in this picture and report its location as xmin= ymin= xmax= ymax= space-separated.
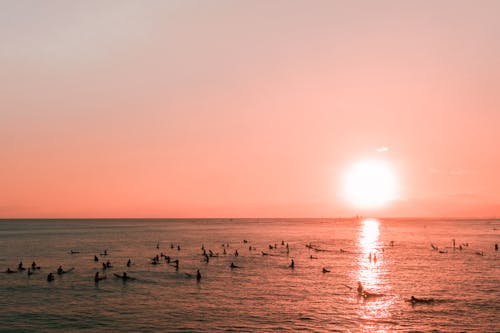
xmin=344 ymin=160 xmax=397 ymax=209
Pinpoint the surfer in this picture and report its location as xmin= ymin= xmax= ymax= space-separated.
xmin=196 ymin=269 xmax=201 ymax=281
xmin=6 ymin=268 xmax=16 ymax=273
xmin=47 ymin=273 xmax=54 ymax=281
xmin=27 ymin=268 xmax=34 ymax=276
xmin=230 ymin=262 xmax=240 ymax=269
xmin=106 ymin=260 xmax=112 ymax=268
xmin=94 ymin=272 xmax=106 ymax=283
xmin=234 ymin=250 xmax=239 ymax=257
xmin=115 ymin=272 xmax=134 ymax=280
xmin=94 ymin=255 xmax=99 ymax=262
xmin=357 ymin=282 xmax=364 ymax=295
xmin=127 ymin=259 xmax=132 ymax=267
xmin=496 ymin=244 xmax=498 ymax=251
xmin=322 ymin=267 xmax=330 ymax=273
xmin=289 ymin=259 xmax=295 ymax=269
xmin=31 ymin=261 xmax=37 ymax=269
xmin=357 ymin=281 xmax=383 ymax=298
xmin=18 ymin=262 xmax=25 ymax=271
xmin=410 ymin=296 xmax=435 ymax=304
xmin=57 ymin=265 xmax=64 ymax=275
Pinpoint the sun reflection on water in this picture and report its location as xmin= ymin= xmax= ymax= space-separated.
xmin=356 ymin=219 xmax=393 ymax=332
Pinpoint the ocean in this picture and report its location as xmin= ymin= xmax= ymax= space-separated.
xmin=0 ymin=218 xmax=499 ymax=332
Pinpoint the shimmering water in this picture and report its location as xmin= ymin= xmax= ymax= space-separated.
xmin=0 ymin=218 xmax=499 ymax=332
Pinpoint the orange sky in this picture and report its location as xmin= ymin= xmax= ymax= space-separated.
xmin=1 ymin=1 xmax=500 ymax=218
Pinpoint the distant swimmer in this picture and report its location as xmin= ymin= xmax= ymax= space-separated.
xmin=101 ymin=250 xmax=108 ymax=256
xmin=410 ymin=296 xmax=435 ymax=304
xmin=230 ymin=262 xmax=240 ymax=269
xmin=106 ymin=260 xmax=112 ymax=268
xmin=94 ymin=272 xmax=106 ymax=283
xmin=340 ymin=249 xmax=347 ymax=253
xmin=70 ymin=250 xmax=80 ymax=254
xmin=94 ymin=255 xmax=99 ymax=262
xmin=156 ymin=242 xmax=160 ymax=249
xmin=31 ymin=261 xmax=39 ymax=270
xmin=47 ymin=273 xmax=54 ymax=281
xmin=475 ymin=251 xmax=484 ymax=256
xmin=102 ymin=263 xmax=107 ymax=270
xmin=309 ymin=255 xmax=317 ymax=259
xmin=196 ymin=269 xmax=201 ymax=281
xmin=289 ymin=259 xmax=295 ymax=269
xmin=18 ymin=262 xmax=25 ymax=271
xmin=322 ymin=268 xmax=330 ymax=273
xmin=234 ymin=250 xmax=239 ymax=257
xmin=262 ymin=251 xmax=269 ymax=256
xmin=27 ymin=268 xmax=34 ymax=276
xmin=5 ymin=268 xmax=17 ymax=274
xmin=177 ymin=245 xmax=181 ymax=251
xmin=127 ymin=259 xmax=132 ymax=267
xmin=496 ymin=244 xmax=498 ymax=251
xmin=171 ymin=243 xmax=174 ymax=249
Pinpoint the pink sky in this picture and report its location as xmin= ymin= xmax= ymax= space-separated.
xmin=1 ymin=1 xmax=500 ymax=218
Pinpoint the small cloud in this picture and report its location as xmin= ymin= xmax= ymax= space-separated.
xmin=375 ymin=146 xmax=389 ymax=152
xmin=450 ymin=168 xmax=468 ymax=176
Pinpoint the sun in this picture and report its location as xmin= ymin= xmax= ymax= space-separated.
xmin=343 ymin=160 xmax=397 ymax=209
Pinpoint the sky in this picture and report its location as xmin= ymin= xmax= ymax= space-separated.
xmin=1 ymin=0 xmax=500 ymax=218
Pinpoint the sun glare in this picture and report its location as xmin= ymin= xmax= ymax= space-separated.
xmin=344 ymin=160 xmax=397 ymax=209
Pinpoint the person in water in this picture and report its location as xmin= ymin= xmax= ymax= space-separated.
xmin=57 ymin=265 xmax=64 ymax=275
xmin=47 ymin=273 xmax=54 ymax=281
xmin=94 ymin=271 xmax=105 ymax=283
xmin=196 ymin=269 xmax=201 ymax=281
xmin=6 ymin=268 xmax=16 ymax=273
xmin=94 ymin=255 xmax=99 ymax=262
xmin=127 ymin=259 xmax=131 ymax=267
xmin=357 ymin=282 xmax=364 ymax=295
xmin=18 ymin=261 xmax=25 ymax=271
xmin=289 ymin=259 xmax=295 ymax=269
xmin=230 ymin=262 xmax=240 ymax=269
xmin=410 ymin=296 xmax=435 ymax=304
xmin=322 ymin=267 xmax=330 ymax=273
xmin=31 ymin=261 xmax=37 ymax=269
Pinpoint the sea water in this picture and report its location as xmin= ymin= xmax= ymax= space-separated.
xmin=0 ymin=218 xmax=499 ymax=332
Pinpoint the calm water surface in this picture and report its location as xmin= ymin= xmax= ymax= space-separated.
xmin=0 ymin=218 xmax=499 ymax=332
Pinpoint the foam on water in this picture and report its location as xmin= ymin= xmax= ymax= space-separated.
xmin=0 ymin=218 xmax=499 ymax=332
